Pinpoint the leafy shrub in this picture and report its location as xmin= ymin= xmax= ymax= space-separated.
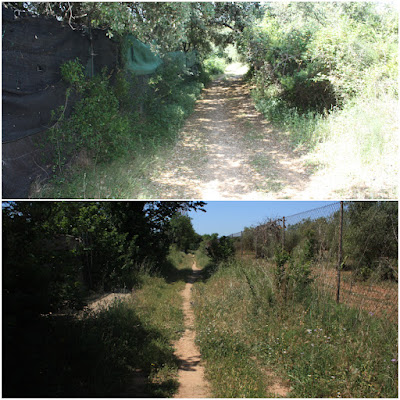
xmin=60 ymin=58 xmax=85 ymax=90
xmin=49 ymin=60 xmax=135 ymax=171
xmin=203 ymin=55 xmax=227 ymax=76
xmin=241 ymin=2 xmax=397 ymax=111
xmin=344 ymin=202 xmax=398 ymax=281
xmin=206 ymin=235 xmax=235 ymax=264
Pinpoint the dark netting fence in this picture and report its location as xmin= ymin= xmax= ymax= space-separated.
xmin=230 ymin=202 xmax=398 ymax=321
xmin=2 ymin=6 xmax=199 ymax=198
xmin=2 ymin=6 xmax=118 ymax=198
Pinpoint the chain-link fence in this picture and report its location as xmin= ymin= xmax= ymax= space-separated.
xmin=229 ymin=201 xmax=398 ymax=321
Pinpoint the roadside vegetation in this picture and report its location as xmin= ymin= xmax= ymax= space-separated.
xmin=193 ymin=257 xmax=397 ymax=397
xmin=239 ymin=2 xmax=398 ymax=197
xmin=2 ymin=201 xmax=204 ymax=397
xmin=192 ymin=203 xmax=398 ymax=397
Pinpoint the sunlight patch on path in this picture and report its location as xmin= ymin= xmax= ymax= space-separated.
xmin=148 ymin=71 xmax=313 ymax=199
xmin=225 ymin=62 xmax=249 ymax=76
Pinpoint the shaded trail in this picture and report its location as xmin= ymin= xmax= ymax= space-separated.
xmin=149 ymin=67 xmax=313 ymax=199
xmin=173 ymin=259 xmax=211 ymax=398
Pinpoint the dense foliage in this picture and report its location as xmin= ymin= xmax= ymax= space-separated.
xmin=239 ymin=202 xmax=398 ymax=281
xmin=203 ymin=233 xmax=236 ymax=263
xmin=3 ymin=201 xmax=205 ymax=317
xmin=168 ymin=213 xmax=202 ymax=253
xmin=6 ymin=2 xmax=262 ymax=53
xmin=239 ymin=2 xmax=398 ymax=111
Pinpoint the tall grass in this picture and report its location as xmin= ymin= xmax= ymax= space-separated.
xmin=192 ymin=257 xmax=398 ymax=398
xmin=252 ymin=88 xmax=398 ymax=198
xmin=3 ymin=250 xmax=192 ymax=397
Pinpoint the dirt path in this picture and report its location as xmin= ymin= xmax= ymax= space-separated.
xmin=173 ymin=259 xmax=211 ymax=398
xmin=149 ymin=65 xmax=313 ymax=199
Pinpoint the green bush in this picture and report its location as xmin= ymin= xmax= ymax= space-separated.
xmin=205 ymin=235 xmax=235 ymax=264
xmin=203 ymin=55 xmax=227 ymax=76
xmin=241 ymin=3 xmax=397 ymax=111
xmin=49 ymin=61 xmax=135 ymax=171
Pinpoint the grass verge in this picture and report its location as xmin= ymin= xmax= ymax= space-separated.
xmin=252 ymin=90 xmax=398 ymax=198
xmin=192 ymin=256 xmax=398 ymax=398
xmin=3 ymin=250 xmax=193 ymax=397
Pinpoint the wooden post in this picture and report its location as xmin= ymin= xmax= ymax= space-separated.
xmin=255 ymin=230 xmax=258 ymax=258
xmin=336 ymin=201 xmax=344 ymax=304
xmin=282 ymin=217 xmax=286 ymax=250
xmin=241 ymin=231 xmax=244 ymax=259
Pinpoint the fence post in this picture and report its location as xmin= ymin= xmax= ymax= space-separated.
xmin=241 ymin=231 xmax=244 ymax=259
xmin=282 ymin=217 xmax=286 ymax=250
xmin=255 ymin=229 xmax=258 ymax=258
xmin=336 ymin=201 xmax=344 ymax=304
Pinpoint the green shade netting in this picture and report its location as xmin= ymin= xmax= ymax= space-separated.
xmin=123 ymin=35 xmax=198 ymax=75
xmin=124 ymin=35 xmax=162 ymax=75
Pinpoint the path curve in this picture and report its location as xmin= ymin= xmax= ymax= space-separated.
xmin=149 ymin=66 xmax=312 ymax=199
xmin=173 ymin=259 xmax=211 ymax=398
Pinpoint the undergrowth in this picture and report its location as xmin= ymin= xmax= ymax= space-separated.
xmin=251 ymin=88 xmax=398 ymax=198
xmin=3 ymin=249 xmax=193 ymax=397
xmin=192 ymin=256 xmax=398 ymax=398
xmin=34 ymin=57 xmax=211 ymax=198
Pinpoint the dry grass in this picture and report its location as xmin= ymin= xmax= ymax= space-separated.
xmin=192 ymin=256 xmax=398 ymax=398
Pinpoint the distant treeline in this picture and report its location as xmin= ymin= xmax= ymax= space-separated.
xmin=238 ymin=202 xmax=398 ymax=281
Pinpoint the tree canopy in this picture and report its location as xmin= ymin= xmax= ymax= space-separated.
xmin=3 ymin=201 xmax=205 ymax=316
xmin=5 ymin=2 xmax=262 ymax=55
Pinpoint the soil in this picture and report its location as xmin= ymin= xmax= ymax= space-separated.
xmin=314 ymin=266 xmax=398 ymax=320
xmin=149 ymin=67 xmax=315 ymax=199
xmin=173 ymin=258 xmax=211 ymax=398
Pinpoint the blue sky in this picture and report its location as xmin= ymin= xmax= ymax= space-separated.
xmin=188 ymin=201 xmax=337 ymax=236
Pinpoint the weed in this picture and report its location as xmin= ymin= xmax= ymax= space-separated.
xmin=3 ymin=250 xmax=193 ymax=397
xmin=193 ymin=256 xmax=398 ymax=398
xmin=35 ymin=56 xmax=207 ymax=198
xmin=250 ymin=153 xmax=272 ymax=172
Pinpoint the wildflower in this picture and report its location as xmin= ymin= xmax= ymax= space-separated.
xmin=311 ymin=343 xmax=314 ymax=347
xmin=306 ymin=329 xmax=312 ymax=334
xmin=391 ymin=359 xmax=397 ymax=363
xmin=369 ymin=312 xmax=374 ymax=316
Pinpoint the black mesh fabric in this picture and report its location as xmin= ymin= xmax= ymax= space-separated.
xmin=2 ymin=6 xmax=118 ymax=198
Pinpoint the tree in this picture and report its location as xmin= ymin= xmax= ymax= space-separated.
xmin=205 ymin=234 xmax=235 ymax=263
xmin=168 ymin=213 xmax=201 ymax=253
xmin=344 ymin=201 xmax=398 ymax=280
xmin=4 ymin=2 xmax=262 ymax=56
xmin=2 ymin=201 xmax=207 ymax=317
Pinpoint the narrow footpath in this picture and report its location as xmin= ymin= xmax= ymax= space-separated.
xmin=148 ymin=64 xmax=312 ymax=199
xmin=173 ymin=259 xmax=211 ymax=398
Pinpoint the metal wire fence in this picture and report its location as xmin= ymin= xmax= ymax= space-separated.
xmin=229 ymin=201 xmax=398 ymax=321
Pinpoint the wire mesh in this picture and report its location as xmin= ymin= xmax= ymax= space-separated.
xmin=229 ymin=202 xmax=398 ymax=321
